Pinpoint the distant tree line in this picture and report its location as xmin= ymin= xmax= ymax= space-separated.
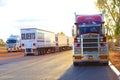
xmin=0 ymin=39 xmax=6 ymax=47
xmin=57 ymin=32 xmax=65 ymax=35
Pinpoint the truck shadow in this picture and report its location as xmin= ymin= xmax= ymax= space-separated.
xmin=58 ymin=64 xmax=118 ymax=80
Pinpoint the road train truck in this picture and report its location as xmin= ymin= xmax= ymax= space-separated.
xmin=6 ymin=35 xmax=21 ymax=52
xmin=72 ymin=12 xmax=109 ymax=66
xmin=68 ymin=37 xmax=74 ymax=49
xmin=21 ymin=28 xmax=56 ymax=56
xmin=55 ymin=34 xmax=70 ymax=51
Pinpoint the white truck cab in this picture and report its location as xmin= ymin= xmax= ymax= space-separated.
xmin=6 ymin=35 xmax=21 ymax=52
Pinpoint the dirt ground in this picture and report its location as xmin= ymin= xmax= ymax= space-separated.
xmin=0 ymin=52 xmax=22 ymax=57
xmin=0 ymin=47 xmax=23 ymax=56
xmin=109 ymin=50 xmax=120 ymax=71
xmin=0 ymin=49 xmax=120 ymax=72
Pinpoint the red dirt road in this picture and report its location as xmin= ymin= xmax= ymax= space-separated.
xmin=0 ymin=49 xmax=120 ymax=73
xmin=0 ymin=51 xmax=23 ymax=60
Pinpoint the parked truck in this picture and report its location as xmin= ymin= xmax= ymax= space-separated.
xmin=21 ymin=28 xmax=73 ymax=56
xmin=55 ymin=34 xmax=68 ymax=51
xmin=21 ymin=28 xmax=56 ymax=56
xmin=6 ymin=35 xmax=21 ymax=52
xmin=67 ymin=37 xmax=74 ymax=49
xmin=72 ymin=12 xmax=109 ymax=66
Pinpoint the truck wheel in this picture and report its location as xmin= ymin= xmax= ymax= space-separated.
xmin=73 ymin=62 xmax=79 ymax=66
xmin=34 ymin=50 xmax=39 ymax=56
xmin=41 ymin=48 xmax=45 ymax=55
xmin=51 ymin=48 xmax=55 ymax=53
xmin=59 ymin=48 xmax=62 ymax=52
xmin=103 ymin=62 xmax=108 ymax=66
xmin=38 ymin=50 xmax=41 ymax=55
xmin=36 ymin=50 xmax=40 ymax=56
xmin=53 ymin=48 xmax=55 ymax=53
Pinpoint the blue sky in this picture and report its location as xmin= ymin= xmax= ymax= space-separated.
xmin=0 ymin=0 xmax=99 ymax=41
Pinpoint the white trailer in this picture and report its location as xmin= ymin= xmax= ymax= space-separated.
xmin=55 ymin=34 xmax=71 ymax=51
xmin=21 ymin=28 xmax=56 ymax=56
xmin=6 ymin=35 xmax=21 ymax=52
xmin=67 ymin=37 xmax=74 ymax=49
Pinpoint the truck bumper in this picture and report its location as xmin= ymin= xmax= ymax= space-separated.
xmin=73 ymin=54 xmax=109 ymax=64
xmin=22 ymin=48 xmax=38 ymax=55
xmin=7 ymin=48 xmax=18 ymax=52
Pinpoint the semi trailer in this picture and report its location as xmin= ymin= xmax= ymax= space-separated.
xmin=21 ymin=28 xmax=73 ymax=56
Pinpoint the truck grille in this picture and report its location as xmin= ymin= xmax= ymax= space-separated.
xmin=83 ymin=43 xmax=98 ymax=47
xmin=83 ymin=39 xmax=98 ymax=42
xmin=26 ymin=48 xmax=32 ymax=52
xmin=83 ymin=48 xmax=98 ymax=52
xmin=83 ymin=37 xmax=99 ymax=53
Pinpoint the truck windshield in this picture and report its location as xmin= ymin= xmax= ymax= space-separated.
xmin=80 ymin=26 xmax=100 ymax=34
xmin=7 ymin=40 xmax=17 ymax=43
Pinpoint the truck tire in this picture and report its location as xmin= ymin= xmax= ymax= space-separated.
xmin=33 ymin=49 xmax=39 ymax=56
xmin=51 ymin=47 xmax=55 ymax=53
xmin=73 ymin=62 xmax=79 ymax=66
xmin=38 ymin=49 xmax=40 ymax=55
xmin=41 ymin=48 xmax=45 ymax=55
xmin=37 ymin=48 xmax=40 ymax=55
xmin=103 ymin=62 xmax=108 ymax=66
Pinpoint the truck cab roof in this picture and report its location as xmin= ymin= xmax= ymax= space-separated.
xmin=76 ymin=15 xmax=102 ymax=26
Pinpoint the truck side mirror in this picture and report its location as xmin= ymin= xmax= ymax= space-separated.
xmin=6 ymin=41 xmax=7 ymax=43
xmin=72 ymin=28 xmax=74 ymax=37
xmin=72 ymin=26 xmax=75 ymax=37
